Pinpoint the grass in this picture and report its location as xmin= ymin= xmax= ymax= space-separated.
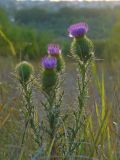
xmin=0 ymin=29 xmax=16 ymax=56
xmin=0 ymin=56 xmax=119 ymax=159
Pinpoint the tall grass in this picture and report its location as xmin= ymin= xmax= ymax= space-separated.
xmin=0 ymin=59 xmax=119 ymax=159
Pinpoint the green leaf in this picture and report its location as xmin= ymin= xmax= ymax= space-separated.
xmin=47 ymin=137 xmax=55 ymax=160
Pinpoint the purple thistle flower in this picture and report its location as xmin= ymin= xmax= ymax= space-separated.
xmin=68 ymin=22 xmax=88 ymax=38
xmin=48 ymin=44 xmax=61 ymax=55
xmin=41 ymin=56 xmax=57 ymax=69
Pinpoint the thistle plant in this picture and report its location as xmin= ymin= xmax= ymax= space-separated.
xmin=40 ymin=56 xmax=64 ymax=159
xmin=16 ymin=61 xmax=41 ymax=147
xmin=48 ymin=44 xmax=64 ymax=72
xmin=68 ymin=22 xmax=94 ymax=62
xmin=41 ymin=56 xmax=57 ymax=91
xmin=66 ymin=22 xmax=94 ymax=157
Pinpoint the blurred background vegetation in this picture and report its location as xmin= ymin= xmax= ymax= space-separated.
xmin=0 ymin=6 xmax=120 ymax=61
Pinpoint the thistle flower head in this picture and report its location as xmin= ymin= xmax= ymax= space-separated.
xmin=68 ymin=22 xmax=88 ymax=38
xmin=41 ymin=56 xmax=57 ymax=69
xmin=16 ymin=61 xmax=34 ymax=83
xmin=48 ymin=44 xmax=61 ymax=55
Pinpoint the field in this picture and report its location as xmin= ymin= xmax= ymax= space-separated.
xmin=0 ymin=5 xmax=120 ymax=160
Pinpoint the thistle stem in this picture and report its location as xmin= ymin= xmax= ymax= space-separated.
xmin=21 ymin=82 xmax=41 ymax=146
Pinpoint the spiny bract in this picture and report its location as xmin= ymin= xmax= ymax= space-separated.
xmin=16 ymin=61 xmax=34 ymax=83
xmin=71 ymin=36 xmax=94 ymax=63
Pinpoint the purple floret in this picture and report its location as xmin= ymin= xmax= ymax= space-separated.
xmin=68 ymin=22 xmax=88 ymax=38
xmin=41 ymin=56 xmax=57 ymax=69
xmin=48 ymin=44 xmax=61 ymax=55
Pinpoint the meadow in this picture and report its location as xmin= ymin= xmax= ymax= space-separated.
xmin=0 ymin=6 xmax=120 ymax=160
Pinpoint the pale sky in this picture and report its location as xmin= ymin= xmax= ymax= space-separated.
xmin=49 ymin=0 xmax=118 ymax=1
xmin=17 ymin=0 xmax=120 ymax=1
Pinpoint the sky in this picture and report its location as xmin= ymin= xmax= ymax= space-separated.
xmin=49 ymin=0 xmax=118 ymax=1
xmin=17 ymin=0 xmax=120 ymax=1
xmin=49 ymin=0 xmax=113 ymax=1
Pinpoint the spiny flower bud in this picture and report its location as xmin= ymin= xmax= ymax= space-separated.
xmin=16 ymin=61 xmax=34 ymax=83
xmin=68 ymin=22 xmax=94 ymax=63
xmin=48 ymin=44 xmax=64 ymax=72
xmin=41 ymin=56 xmax=57 ymax=90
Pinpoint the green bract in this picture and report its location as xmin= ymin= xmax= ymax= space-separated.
xmin=71 ymin=36 xmax=94 ymax=63
xmin=16 ymin=61 xmax=34 ymax=83
xmin=42 ymin=69 xmax=57 ymax=91
xmin=57 ymin=55 xmax=64 ymax=72
xmin=51 ymin=54 xmax=64 ymax=72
